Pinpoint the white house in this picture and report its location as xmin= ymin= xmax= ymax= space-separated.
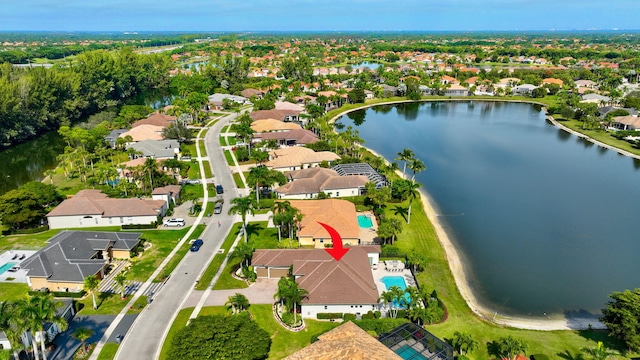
xmin=275 ymin=167 xmax=368 ymax=199
xmin=47 ymin=190 xmax=166 ymax=229
xmin=252 ymin=247 xmax=381 ymax=319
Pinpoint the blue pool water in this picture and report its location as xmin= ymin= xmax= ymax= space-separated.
xmin=381 ymin=276 xmax=411 ymax=306
xmin=0 ymin=262 xmax=17 ymax=275
xmin=396 ymin=345 xmax=427 ymax=360
xmin=357 ymin=215 xmax=373 ymax=229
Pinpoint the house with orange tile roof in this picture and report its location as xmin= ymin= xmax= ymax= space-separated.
xmin=275 ymin=167 xmax=368 ymax=199
xmin=252 ymin=246 xmax=381 ymax=318
xmin=266 ymin=147 xmax=340 ymax=172
xmin=250 ymin=109 xmax=301 ymax=123
xmin=285 ymin=321 xmax=402 ymax=359
xmin=46 ymin=190 xmax=167 ymax=229
xmin=254 ymin=128 xmax=318 ymax=147
xmin=542 ymin=78 xmax=564 ymax=86
xmin=131 ymin=112 xmax=176 ymax=128
xmin=251 ymin=119 xmax=302 ymax=133
xmin=287 ymin=199 xmax=359 ymax=247
xmin=440 ymin=75 xmax=458 ymax=85
xmin=119 ymin=125 xmax=164 ymax=142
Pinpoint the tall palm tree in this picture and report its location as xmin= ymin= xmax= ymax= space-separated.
xmin=248 ymin=165 xmax=270 ymax=203
xmin=114 ymin=272 xmax=128 ymax=300
xmin=15 ymin=294 xmax=67 ymax=360
xmin=395 ymin=148 xmax=415 ymax=177
xmin=408 ymin=158 xmax=426 ymax=181
xmin=72 ymin=327 xmax=94 ymax=355
xmin=142 ymin=157 xmax=157 ymax=193
xmin=0 ymin=301 xmax=24 ymax=360
xmin=231 ymin=242 xmax=254 ymax=269
xmin=84 ymin=275 xmax=101 ymax=310
xmin=228 ymin=196 xmax=255 ymax=243
xmin=287 ymin=280 xmax=308 ymax=326
xmin=403 ymin=180 xmax=421 ymax=224
xmin=271 ymin=201 xmax=292 ymax=242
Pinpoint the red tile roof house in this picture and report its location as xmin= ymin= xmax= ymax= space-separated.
xmin=250 ymin=109 xmax=301 ymax=123
xmin=275 ymin=167 xmax=368 ymax=199
xmin=252 ymin=246 xmax=381 ymax=319
xmin=46 ymin=190 xmax=167 ymax=229
xmin=253 ymin=128 xmax=319 ymax=147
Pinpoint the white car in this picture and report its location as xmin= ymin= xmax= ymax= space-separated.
xmin=163 ymin=218 xmax=185 ymax=227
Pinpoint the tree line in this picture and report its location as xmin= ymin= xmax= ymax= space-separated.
xmin=0 ymin=48 xmax=171 ymax=148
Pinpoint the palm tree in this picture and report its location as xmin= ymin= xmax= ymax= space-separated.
xmin=272 ymin=201 xmax=292 ymax=242
xmin=73 ymin=327 xmax=94 ymax=354
xmin=248 ymin=165 xmax=270 ymax=203
xmin=225 ymin=293 xmax=250 ymax=314
xmin=0 ymin=301 xmax=24 ymax=360
xmin=228 ymin=196 xmax=255 ymax=243
xmin=114 ymin=272 xmax=128 ymax=300
xmin=84 ymin=275 xmax=101 ymax=310
xmin=408 ymin=158 xmax=426 ymax=181
xmin=582 ymin=341 xmax=618 ymax=360
xmin=142 ymin=157 xmax=157 ymax=193
xmin=403 ymin=180 xmax=421 ymax=224
xmin=288 ymin=281 xmax=308 ymax=326
xmin=395 ymin=148 xmax=415 ymax=177
xmin=496 ymin=336 xmax=528 ymax=360
xmin=231 ymin=242 xmax=254 ymax=269
xmin=15 ymin=293 xmax=67 ymax=360
xmin=452 ymin=331 xmax=479 ymax=356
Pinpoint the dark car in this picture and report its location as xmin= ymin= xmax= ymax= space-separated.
xmin=190 ymin=239 xmax=204 ymax=252
xmin=216 ymin=185 xmax=224 ymax=194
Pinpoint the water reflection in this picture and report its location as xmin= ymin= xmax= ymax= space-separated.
xmin=396 ymin=102 xmax=420 ymax=121
xmin=347 ymin=109 xmax=367 ymax=126
xmin=556 ymin=129 xmax=571 ymax=142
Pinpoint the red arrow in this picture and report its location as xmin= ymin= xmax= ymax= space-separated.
xmin=318 ymin=222 xmax=350 ymax=261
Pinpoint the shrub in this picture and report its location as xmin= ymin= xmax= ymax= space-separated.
xmin=121 ymin=223 xmax=157 ymax=230
xmin=531 ymin=355 xmax=550 ymax=360
xmin=317 ymin=313 xmax=343 ymax=320
xmin=396 ymin=310 xmax=407 ymax=319
xmin=13 ymin=226 xmax=50 ymax=234
xmin=52 ymin=291 xmax=86 ymax=298
xmin=457 ymin=355 xmax=470 ymax=360
xmin=374 ymin=311 xmax=381 ymax=319
xmin=343 ymin=313 xmax=357 ymax=321
xmin=353 ymin=318 xmax=410 ymax=335
xmin=381 ymin=245 xmax=406 ymax=258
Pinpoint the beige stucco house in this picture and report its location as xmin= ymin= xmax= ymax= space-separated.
xmin=286 ymin=199 xmax=360 ymax=247
xmin=266 ymin=147 xmax=340 ymax=173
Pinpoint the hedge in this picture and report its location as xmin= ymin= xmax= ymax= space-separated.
xmin=122 ymin=223 xmax=157 ymax=230
xmin=316 ymin=313 xmax=343 ymax=320
xmin=353 ymin=318 xmax=410 ymax=335
xmin=343 ymin=313 xmax=357 ymax=321
xmin=2 ymin=226 xmax=50 ymax=235
xmin=28 ymin=289 xmax=86 ymax=298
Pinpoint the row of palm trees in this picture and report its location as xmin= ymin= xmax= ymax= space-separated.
xmin=274 ymin=277 xmax=308 ymax=327
xmin=378 ymin=285 xmax=444 ymax=326
xmin=0 ymin=293 xmax=67 ymax=360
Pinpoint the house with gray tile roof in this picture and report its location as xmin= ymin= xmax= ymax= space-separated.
xmin=275 ymin=167 xmax=368 ymax=199
xmin=127 ymin=139 xmax=179 ymax=159
xmin=20 ymin=231 xmax=142 ymax=292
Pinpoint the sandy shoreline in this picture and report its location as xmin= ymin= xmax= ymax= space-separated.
xmin=364 ymin=141 xmax=605 ymax=331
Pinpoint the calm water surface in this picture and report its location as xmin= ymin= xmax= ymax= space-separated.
xmin=339 ymin=101 xmax=640 ymax=317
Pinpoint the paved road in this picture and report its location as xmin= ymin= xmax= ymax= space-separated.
xmin=112 ymin=112 xmax=241 ymax=360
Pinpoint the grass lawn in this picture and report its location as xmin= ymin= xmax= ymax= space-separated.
xmin=211 ymin=257 xmax=248 ymax=290
xmin=384 ymin=197 xmax=627 ymax=359
xmin=202 ymin=160 xmax=213 ymax=178
xmin=77 ymin=292 xmax=131 ymax=315
xmin=128 ymin=228 xmax=193 ymax=282
xmin=181 ymin=184 xmax=204 ymax=200
xmin=232 ymin=172 xmax=245 ymax=188
xmin=224 ymin=150 xmax=235 ymax=165
xmin=154 ymin=225 xmax=205 ymax=282
xmin=198 ymin=139 xmax=207 ymax=156
xmin=96 ymin=343 xmax=119 ymax=360
xmin=181 ymin=143 xmax=197 ymax=157
xmin=221 ymin=125 xmax=229 ymax=133
xmin=186 ymin=162 xmax=201 ymax=179
xmin=227 ymin=136 xmax=237 ymax=145
xmin=219 ymin=136 xmax=227 ymax=146
xmin=0 ymin=283 xmax=30 ymax=302
xmin=0 ymin=229 xmax=62 ymax=251
xmin=553 ymin=117 xmax=640 ymax=157
xmin=195 ymin=223 xmax=242 ymax=290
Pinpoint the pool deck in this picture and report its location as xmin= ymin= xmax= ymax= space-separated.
xmin=357 ymin=211 xmax=379 ymax=245
xmin=0 ymin=250 xmax=36 ymax=283
xmin=371 ymin=260 xmax=417 ymax=298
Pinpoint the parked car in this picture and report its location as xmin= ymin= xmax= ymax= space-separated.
xmin=186 ymin=179 xmax=200 ymax=185
xmin=163 ymin=218 xmax=185 ymax=227
xmin=190 ymin=239 xmax=204 ymax=252
xmin=216 ymin=185 xmax=224 ymax=194
xmin=214 ymin=202 xmax=223 ymax=214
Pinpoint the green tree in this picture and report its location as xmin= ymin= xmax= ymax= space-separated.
xmin=231 ymin=242 xmax=255 ymax=269
xmin=15 ymin=293 xmax=67 ymax=360
xmin=395 ymin=148 xmax=415 ymax=177
xmin=494 ymin=336 xmax=528 ymax=360
xmin=73 ymin=327 xmax=94 ymax=355
xmin=168 ymin=313 xmax=270 ymax=360
xmin=162 ymin=123 xmax=192 ymax=142
xmin=377 ymin=217 xmax=403 ymax=245
xmin=228 ymin=196 xmax=255 ymax=243
xmin=225 ymin=293 xmax=250 ymax=314
xmin=348 ymin=88 xmax=366 ymax=103
xmin=451 ymin=331 xmax=479 ymax=356
xmin=582 ymin=341 xmax=618 ymax=360
xmin=114 ymin=271 xmax=128 ymax=300
xmin=408 ymin=157 xmax=426 ymax=181
xmin=601 ymin=288 xmax=640 ymax=352
xmin=84 ymin=275 xmax=101 ymax=310
xmin=0 ymin=181 xmax=62 ymax=229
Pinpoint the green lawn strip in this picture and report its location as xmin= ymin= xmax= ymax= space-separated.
xmin=224 ymin=150 xmax=234 ymax=165
xmin=158 ymin=308 xmax=192 ymax=360
xmin=77 ymin=292 xmax=131 ymax=315
xmin=195 ymin=223 xmax=243 ymax=290
xmin=219 ymin=136 xmax=227 ymax=146
xmin=96 ymin=343 xmax=119 ymax=360
xmin=198 ymin=139 xmax=207 ymax=156
xmin=154 ymin=225 xmax=206 ymax=282
xmin=127 ymin=228 xmax=192 ymax=281
xmin=227 ymin=136 xmax=237 ymax=145
xmin=386 ymin=197 xmax=614 ymax=358
xmin=181 ymin=183 xmax=204 ymax=200
xmin=0 ymin=229 xmax=62 ymax=251
xmin=181 ymin=143 xmax=197 ymax=157
xmin=248 ymin=304 xmax=339 ymax=360
xmin=553 ymin=117 xmax=640 ymax=157
xmin=126 ymin=295 xmax=149 ymax=314
xmin=211 ymin=257 xmax=248 ymax=290
xmin=0 ymin=283 xmax=30 ymax=302
xmin=221 ymin=125 xmax=229 ymax=133
xmin=202 ymin=160 xmax=213 ymax=178
xmin=232 ymin=173 xmax=245 ymax=188
xmin=186 ymin=162 xmax=201 ymax=179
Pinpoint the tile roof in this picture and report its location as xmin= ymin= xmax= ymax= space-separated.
xmin=276 ymin=167 xmax=368 ymax=196
xmin=131 ymin=112 xmax=176 ymax=128
xmin=256 ymin=129 xmax=319 ymax=145
xmin=47 ymin=190 xmax=165 ymax=217
xmin=253 ymin=247 xmax=379 ymax=306
xmin=284 ymin=321 xmax=402 ymax=360
xmin=120 ymin=125 xmax=164 ymax=142
xmin=250 ymin=109 xmax=301 ymax=121
xmin=250 ymin=119 xmax=302 ymax=133
xmin=152 ymin=185 xmax=181 ymax=195
xmin=274 ymin=101 xmax=304 ymax=112
xmin=21 ymin=231 xmax=141 ymax=283
xmin=266 ymin=147 xmax=340 ymax=170
xmin=127 ymin=139 xmax=179 ymax=158
xmin=287 ymin=199 xmax=360 ymax=240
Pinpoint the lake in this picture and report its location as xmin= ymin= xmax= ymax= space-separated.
xmin=338 ymin=101 xmax=640 ymax=318
xmin=353 ymin=61 xmax=381 ymax=70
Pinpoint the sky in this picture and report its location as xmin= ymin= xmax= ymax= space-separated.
xmin=0 ymin=0 xmax=637 ymax=32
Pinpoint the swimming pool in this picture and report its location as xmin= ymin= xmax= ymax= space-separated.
xmin=0 ymin=262 xmax=17 ymax=275
xmin=357 ymin=214 xmax=373 ymax=229
xmin=380 ymin=276 xmax=411 ymax=306
xmin=396 ymin=345 xmax=428 ymax=360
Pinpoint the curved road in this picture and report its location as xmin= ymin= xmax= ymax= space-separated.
xmin=109 ymin=111 xmax=241 ymax=360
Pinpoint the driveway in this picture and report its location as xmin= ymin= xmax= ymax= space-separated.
xmin=182 ymin=278 xmax=279 ymax=308
xmin=51 ymin=314 xmax=137 ymax=360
